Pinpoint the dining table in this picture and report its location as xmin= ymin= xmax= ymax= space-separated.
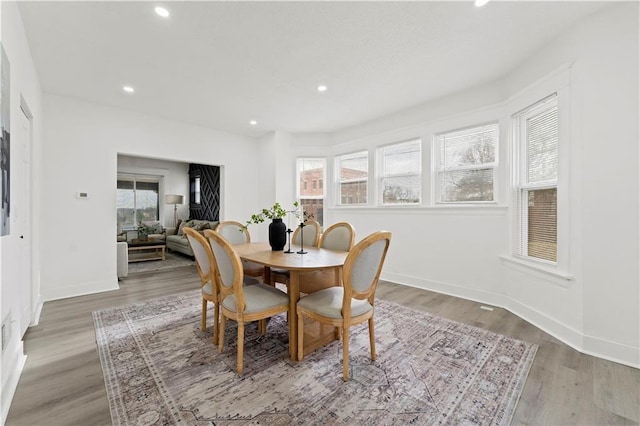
xmin=234 ymin=242 xmax=348 ymax=361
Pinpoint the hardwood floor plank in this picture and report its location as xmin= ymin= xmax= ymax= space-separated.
xmin=6 ymin=269 xmax=639 ymax=425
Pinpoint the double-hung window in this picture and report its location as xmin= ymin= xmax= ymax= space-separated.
xmin=336 ymin=151 xmax=368 ymax=205
xmin=514 ymin=95 xmax=558 ymax=263
xmin=435 ymin=123 xmax=498 ymax=203
xmin=117 ymin=174 xmax=160 ymax=229
xmin=297 ymin=158 xmax=326 ymax=226
xmin=379 ymin=139 xmax=421 ymax=205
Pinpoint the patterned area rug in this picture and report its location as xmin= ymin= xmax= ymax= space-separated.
xmin=93 ymin=290 xmax=537 ymax=425
xmin=127 ymin=251 xmax=195 ymax=275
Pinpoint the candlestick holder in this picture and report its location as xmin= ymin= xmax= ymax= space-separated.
xmin=284 ymin=228 xmax=294 ymax=253
xmin=296 ymin=222 xmax=307 ymax=254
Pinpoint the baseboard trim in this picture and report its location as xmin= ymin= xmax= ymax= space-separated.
xmin=382 ymin=271 xmax=640 ymax=369
xmin=1 ymin=348 xmax=27 ymax=424
xmin=43 ymin=278 xmax=119 ymax=302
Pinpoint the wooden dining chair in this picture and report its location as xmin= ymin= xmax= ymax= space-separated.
xmin=270 ymin=219 xmax=324 ymax=288
xmin=215 ymin=220 xmax=264 ymax=279
xmin=272 ymin=222 xmax=355 ymax=294
xmin=205 ymin=229 xmax=290 ymax=374
xmin=291 ymin=219 xmax=322 ymax=247
xmin=296 ymin=231 xmax=391 ymax=381
xmin=183 ymin=227 xmax=222 ymax=342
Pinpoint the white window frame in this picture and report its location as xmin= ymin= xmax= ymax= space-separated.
xmin=433 ymin=122 xmax=499 ymax=204
xmin=515 ymin=95 xmax=558 ymax=265
xmin=335 ymin=151 xmax=369 ymax=206
xmin=378 ymin=139 xmax=422 ymax=205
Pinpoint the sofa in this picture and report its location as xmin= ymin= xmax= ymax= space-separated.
xmin=166 ymin=219 xmax=219 ymax=257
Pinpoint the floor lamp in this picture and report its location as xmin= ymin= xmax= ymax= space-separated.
xmin=165 ymin=194 xmax=184 ymax=227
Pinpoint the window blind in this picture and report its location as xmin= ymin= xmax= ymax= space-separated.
xmin=436 ymin=123 xmax=497 ymax=202
xmin=380 ymin=139 xmax=421 ymax=204
xmin=519 ymin=99 xmax=558 ymax=262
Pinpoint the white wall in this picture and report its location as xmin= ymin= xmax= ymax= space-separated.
xmin=294 ymin=3 xmax=639 ymax=367
xmin=117 ymin=154 xmax=190 ymax=229
xmin=40 ymin=94 xmax=261 ymax=301
xmin=0 ymin=1 xmax=43 ymax=421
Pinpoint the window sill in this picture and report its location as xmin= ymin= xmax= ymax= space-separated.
xmin=499 ymin=255 xmax=573 ymax=287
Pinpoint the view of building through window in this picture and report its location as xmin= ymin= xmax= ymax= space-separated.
xmin=336 ymin=151 xmax=368 ymax=205
xmin=297 ymin=158 xmax=325 ymax=226
xmin=117 ymin=174 xmax=160 ymax=228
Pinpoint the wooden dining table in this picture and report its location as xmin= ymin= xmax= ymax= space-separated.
xmin=234 ymin=242 xmax=348 ymax=361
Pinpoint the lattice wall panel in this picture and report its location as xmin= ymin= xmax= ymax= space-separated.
xmin=189 ymin=163 xmax=220 ymax=221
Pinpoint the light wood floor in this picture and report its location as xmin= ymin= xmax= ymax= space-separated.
xmin=6 ymin=267 xmax=640 ymax=425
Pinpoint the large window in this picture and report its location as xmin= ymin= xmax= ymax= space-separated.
xmin=435 ymin=123 xmax=498 ymax=203
xmin=379 ymin=139 xmax=421 ymax=205
xmin=297 ymin=158 xmax=326 ymax=226
xmin=515 ymin=95 xmax=558 ymax=263
xmin=117 ymin=174 xmax=160 ymax=228
xmin=336 ymin=151 xmax=368 ymax=205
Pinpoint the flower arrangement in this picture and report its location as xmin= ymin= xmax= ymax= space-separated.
xmin=244 ymin=201 xmax=313 ymax=228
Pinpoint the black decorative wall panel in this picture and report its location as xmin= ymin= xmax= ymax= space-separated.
xmin=189 ymin=163 xmax=220 ymax=221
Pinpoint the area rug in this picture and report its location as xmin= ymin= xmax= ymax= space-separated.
xmin=128 ymin=251 xmax=195 ymax=275
xmin=93 ymin=290 xmax=537 ymax=425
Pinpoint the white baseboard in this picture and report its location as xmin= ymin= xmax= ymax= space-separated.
xmin=381 ymin=271 xmax=507 ymax=309
xmin=43 ymin=278 xmax=119 ymax=302
xmin=1 ymin=345 xmax=27 ymax=424
xmin=383 ymin=271 xmax=640 ymax=369
xmin=31 ymin=294 xmax=44 ymax=327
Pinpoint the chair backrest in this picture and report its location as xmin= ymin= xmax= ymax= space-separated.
xmin=183 ymin=227 xmax=216 ymax=294
xmin=319 ymin=222 xmax=355 ymax=252
xmin=205 ymin=229 xmax=246 ymax=311
xmin=292 ymin=219 xmax=322 ymax=247
xmin=343 ymin=231 xmax=392 ymax=308
xmin=216 ymin=221 xmax=251 ymax=245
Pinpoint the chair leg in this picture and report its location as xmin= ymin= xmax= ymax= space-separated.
xmin=237 ymin=322 xmax=245 ymax=374
xmin=213 ymin=302 xmax=220 ymax=344
xmin=201 ymin=299 xmax=207 ymax=331
xmin=218 ymin=314 xmax=226 ymax=353
xmin=368 ymin=317 xmax=376 ymax=361
xmin=297 ymin=309 xmax=304 ymax=361
xmin=342 ymin=326 xmax=350 ymax=381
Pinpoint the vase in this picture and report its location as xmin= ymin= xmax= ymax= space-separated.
xmin=268 ymin=218 xmax=287 ymax=251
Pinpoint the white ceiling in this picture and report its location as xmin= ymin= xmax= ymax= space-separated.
xmin=17 ymin=1 xmax=609 ymax=138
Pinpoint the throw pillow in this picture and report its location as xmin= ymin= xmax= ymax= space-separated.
xmin=142 ymin=221 xmax=163 ymax=234
xmin=177 ymin=219 xmax=192 ymax=236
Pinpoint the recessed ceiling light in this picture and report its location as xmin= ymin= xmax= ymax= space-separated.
xmin=155 ymin=6 xmax=170 ymax=18
xmin=474 ymin=0 xmax=490 ymax=7
xmin=249 ymin=120 xmax=257 ymax=126
xmin=123 ymin=86 xmax=135 ymax=93
xmin=317 ymin=85 xmax=328 ymax=93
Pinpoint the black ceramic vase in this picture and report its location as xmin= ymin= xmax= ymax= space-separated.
xmin=268 ymin=218 xmax=287 ymax=251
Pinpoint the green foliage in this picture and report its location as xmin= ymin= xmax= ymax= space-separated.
xmin=244 ymin=201 xmax=313 ymax=229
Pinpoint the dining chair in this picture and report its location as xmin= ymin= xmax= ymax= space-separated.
xmin=291 ymin=219 xmax=322 ymax=247
xmin=183 ymin=227 xmax=222 ymax=342
xmin=270 ymin=219 xmax=324 ymax=288
xmin=206 ymin=229 xmax=290 ymax=375
xmin=272 ymin=222 xmax=355 ymax=295
xmin=215 ymin=220 xmax=265 ymax=280
xmin=296 ymin=231 xmax=391 ymax=381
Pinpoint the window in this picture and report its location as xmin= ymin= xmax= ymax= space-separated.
xmin=379 ymin=139 xmax=421 ymax=204
xmin=336 ymin=151 xmax=368 ymax=205
xmin=515 ymin=95 xmax=558 ymax=263
xmin=435 ymin=123 xmax=498 ymax=203
xmin=117 ymin=174 xmax=160 ymax=228
xmin=297 ymin=158 xmax=326 ymax=226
